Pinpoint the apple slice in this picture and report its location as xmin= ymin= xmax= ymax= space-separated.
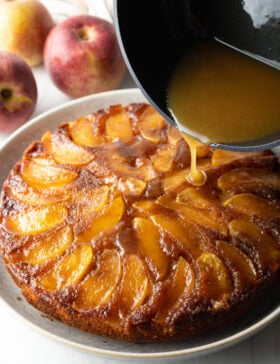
xmin=132 ymin=200 xmax=160 ymax=217
xmin=5 ymin=205 xmax=67 ymax=236
xmin=157 ymin=256 xmax=195 ymax=321
xmin=77 ymin=196 xmax=124 ymax=241
xmin=105 ymin=109 xmax=133 ymax=141
xmin=167 ymin=124 xmax=183 ymax=144
xmin=139 ymin=106 xmax=166 ymax=144
xmin=133 ymin=217 xmax=169 ymax=280
xmin=176 ymin=187 xmax=213 ymax=209
xmin=163 ymin=169 xmax=189 ymax=193
xmin=40 ymin=244 xmax=93 ymax=290
xmin=198 ymin=253 xmax=233 ymax=303
xmin=139 ymin=105 xmax=166 ymax=130
xmin=216 ymin=240 xmax=257 ymax=288
xmin=151 ymin=145 xmax=176 ymax=172
xmin=21 ymin=158 xmax=78 ymax=189
xmin=71 ymin=185 xmax=109 ymax=213
xmin=119 ymin=254 xmax=150 ymax=314
xmin=19 ymin=226 xmax=73 ymax=265
xmin=229 ymin=219 xmax=280 ymax=271
xmin=105 ymin=152 xmax=157 ymax=181
xmin=218 ymin=168 xmax=280 ymax=191
xmin=42 ymin=131 xmax=94 ymax=165
xmin=70 ymin=116 xmax=102 ymax=147
xmin=6 ymin=180 xmax=68 ymax=206
xmin=212 ymin=149 xmax=262 ymax=166
xmin=118 ymin=177 xmax=146 ymax=196
xmin=157 ymin=195 xmax=228 ymax=236
xmin=151 ymin=214 xmax=202 ymax=257
xmin=224 ymin=193 xmax=280 ymax=219
xmin=69 ymin=186 xmax=110 ymax=234
xmin=140 ymin=129 xmax=164 ymax=144
xmin=76 ymin=249 xmax=122 ymax=309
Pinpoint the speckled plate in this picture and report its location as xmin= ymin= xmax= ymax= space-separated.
xmin=0 ymin=88 xmax=280 ymax=363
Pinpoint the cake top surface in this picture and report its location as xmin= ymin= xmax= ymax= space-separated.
xmin=0 ymin=103 xmax=280 ymax=342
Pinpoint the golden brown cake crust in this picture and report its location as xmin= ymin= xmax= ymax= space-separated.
xmin=0 ymin=103 xmax=280 ymax=342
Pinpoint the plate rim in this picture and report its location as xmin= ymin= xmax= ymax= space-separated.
xmin=0 ymin=87 xmax=280 ymax=360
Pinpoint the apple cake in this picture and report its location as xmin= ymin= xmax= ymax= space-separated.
xmin=0 ymin=103 xmax=280 ymax=342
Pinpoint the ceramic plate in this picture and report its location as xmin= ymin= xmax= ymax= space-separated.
xmin=0 ymin=88 xmax=280 ymax=362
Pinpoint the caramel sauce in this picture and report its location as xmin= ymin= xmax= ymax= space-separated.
xmin=182 ymin=133 xmax=207 ymax=186
xmin=168 ymin=40 xmax=280 ymax=186
xmin=168 ymin=41 xmax=280 ymax=145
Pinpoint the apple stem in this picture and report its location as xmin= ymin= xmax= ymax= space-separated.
xmin=77 ymin=29 xmax=89 ymax=41
xmin=1 ymin=89 xmax=12 ymax=100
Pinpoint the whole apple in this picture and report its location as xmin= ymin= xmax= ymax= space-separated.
xmin=44 ymin=15 xmax=126 ymax=98
xmin=0 ymin=0 xmax=54 ymax=66
xmin=0 ymin=52 xmax=37 ymax=133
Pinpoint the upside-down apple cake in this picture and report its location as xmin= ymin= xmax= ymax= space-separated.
xmin=0 ymin=103 xmax=280 ymax=342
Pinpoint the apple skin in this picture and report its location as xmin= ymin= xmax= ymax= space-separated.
xmin=44 ymin=15 xmax=126 ymax=98
xmin=0 ymin=51 xmax=37 ymax=133
xmin=0 ymin=0 xmax=54 ymax=66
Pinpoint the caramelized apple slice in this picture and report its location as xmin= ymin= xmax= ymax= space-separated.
xmin=71 ymin=185 xmax=109 ymax=213
xmin=42 ymin=131 xmax=94 ymax=165
xmin=212 ymin=149 xmax=262 ymax=166
xmin=77 ymin=197 xmax=124 ymax=241
xmin=167 ymin=124 xmax=183 ymax=144
xmin=163 ymin=169 xmax=189 ymax=193
xmin=19 ymin=226 xmax=73 ymax=265
xmin=139 ymin=105 xmax=165 ymax=130
xmin=105 ymin=153 xmax=157 ymax=181
xmin=139 ymin=106 xmax=166 ymax=143
xmin=157 ymin=256 xmax=195 ymax=321
xmin=176 ymin=187 xmax=213 ymax=209
xmin=70 ymin=117 xmax=102 ymax=147
xmin=133 ymin=217 xmax=169 ymax=280
xmin=157 ymin=195 xmax=228 ymax=235
xmin=198 ymin=253 xmax=233 ymax=304
xmin=132 ymin=200 xmax=160 ymax=217
xmin=21 ymin=158 xmax=78 ymax=189
xmin=5 ymin=205 xmax=67 ymax=236
xmin=40 ymin=244 xmax=93 ymax=290
xmin=224 ymin=193 xmax=280 ymax=219
xmin=76 ymin=250 xmax=122 ymax=309
xmin=105 ymin=109 xmax=133 ymax=141
xmin=216 ymin=240 xmax=257 ymax=288
xmin=218 ymin=168 xmax=280 ymax=191
xmin=151 ymin=145 xmax=176 ymax=172
xmin=120 ymin=254 xmax=150 ymax=314
xmin=118 ymin=177 xmax=146 ymax=196
xmin=6 ymin=182 xmax=68 ymax=207
xmin=229 ymin=219 xmax=280 ymax=271
xmin=151 ymin=214 xmax=202 ymax=257
xmin=140 ymin=129 xmax=164 ymax=144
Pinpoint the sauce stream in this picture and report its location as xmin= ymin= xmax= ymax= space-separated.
xmin=168 ymin=40 xmax=280 ymax=145
xmin=168 ymin=39 xmax=280 ymax=186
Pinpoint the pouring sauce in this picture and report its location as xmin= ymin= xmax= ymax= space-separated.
xmin=168 ymin=40 xmax=280 ymax=186
xmin=182 ymin=133 xmax=207 ymax=186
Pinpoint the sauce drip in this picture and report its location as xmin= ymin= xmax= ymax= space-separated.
xmin=168 ymin=40 xmax=280 ymax=145
xmin=182 ymin=133 xmax=207 ymax=186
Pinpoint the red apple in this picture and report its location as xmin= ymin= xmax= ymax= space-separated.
xmin=44 ymin=15 xmax=126 ymax=98
xmin=0 ymin=52 xmax=37 ymax=133
xmin=0 ymin=0 xmax=55 ymax=66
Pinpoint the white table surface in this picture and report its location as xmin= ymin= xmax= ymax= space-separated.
xmin=0 ymin=66 xmax=280 ymax=364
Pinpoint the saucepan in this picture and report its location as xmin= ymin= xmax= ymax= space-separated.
xmin=115 ymin=0 xmax=280 ymax=151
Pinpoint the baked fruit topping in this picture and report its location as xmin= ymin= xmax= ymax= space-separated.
xmin=0 ymin=103 xmax=280 ymax=342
